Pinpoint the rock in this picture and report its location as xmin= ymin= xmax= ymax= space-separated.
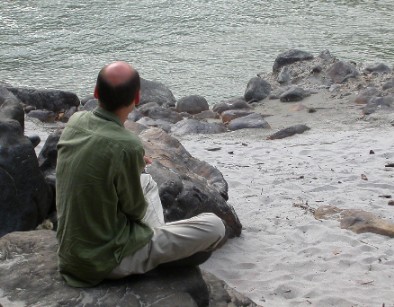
xmin=140 ymin=78 xmax=176 ymax=107
xmin=193 ymin=110 xmax=220 ymax=120
xmin=311 ymin=65 xmax=323 ymax=74
xmin=27 ymin=134 xmax=41 ymax=148
xmin=383 ymin=79 xmax=394 ymax=91
xmin=0 ymin=118 xmax=53 ymax=237
xmin=212 ymin=97 xmax=251 ymax=114
xmin=277 ymin=67 xmax=291 ymax=84
xmin=128 ymin=107 xmax=143 ymax=122
xmin=27 ymin=109 xmax=57 ymax=123
xmin=354 ymin=87 xmax=380 ymax=105
xmin=6 ymin=87 xmax=80 ymax=113
xmin=327 ymin=61 xmax=359 ymax=83
xmin=221 ymin=109 xmax=254 ymax=123
xmin=363 ymin=96 xmax=394 ymax=115
xmin=244 ymin=77 xmax=272 ymax=102
xmin=318 ymin=49 xmax=335 ymax=61
xmin=137 ymin=117 xmax=173 ymax=133
xmin=0 ymin=230 xmax=208 ymax=307
xmin=176 ymin=95 xmax=209 ymax=115
xmin=269 ymin=88 xmax=287 ymax=100
xmin=267 ymin=124 xmax=310 ymax=140
xmin=171 ymin=118 xmax=226 ymax=136
xmin=80 ymin=95 xmax=94 ymax=105
xmin=363 ymin=63 xmax=391 ymax=74
xmin=80 ymin=98 xmax=98 ymax=111
xmin=0 ymin=100 xmax=25 ymax=131
xmin=273 ymin=49 xmax=314 ymax=73
xmin=38 ymin=130 xmax=62 ymax=177
xmin=227 ymin=113 xmax=270 ymax=131
xmin=135 ymin=128 xmax=241 ymax=237
xmin=388 ymin=200 xmax=394 ymax=206
xmin=314 ymin=205 xmax=394 ymax=237
xmin=279 ymin=87 xmax=310 ymax=102
xmin=138 ymin=102 xmax=183 ymax=124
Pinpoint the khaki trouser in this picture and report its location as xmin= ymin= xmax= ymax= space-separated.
xmin=107 ymin=174 xmax=225 ymax=279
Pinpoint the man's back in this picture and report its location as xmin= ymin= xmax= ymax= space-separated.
xmin=56 ymin=107 xmax=152 ymax=287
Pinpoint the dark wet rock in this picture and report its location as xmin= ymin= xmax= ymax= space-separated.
xmin=0 ymin=230 xmax=244 ymax=307
xmin=0 ymin=119 xmax=52 ymax=237
xmin=0 ymin=100 xmax=24 ymax=130
xmin=363 ymin=96 xmax=394 ymax=115
xmin=138 ymin=102 xmax=182 ymax=124
xmin=277 ymin=67 xmax=291 ymax=84
xmin=137 ymin=117 xmax=172 ymax=133
xmin=140 ymin=78 xmax=176 ymax=107
xmin=27 ymin=134 xmax=41 ymax=148
xmin=212 ymin=97 xmax=251 ymax=114
xmin=80 ymin=95 xmax=94 ymax=105
xmin=221 ymin=109 xmax=254 ymax=123
xmin=354 ymin=87 xmax=380 ymax=104
xmin=0 ymin=86 xmax=20 ymax=106
xmin=176 ymin=95 xmax=209 ymax=115
xmin=171 ymin=118 xmax=226 ymax=136
xmin=6 ymin=87 xmax=80 ymax=113
xmin=279 ymin=87 xmax=310 ymax=102
xmin=193 ymin=110 xmax=220 ymax=120
xmin=383 ymin=79 xmax=394 ymax=91
xmin=38 ymin=130 xmax=62 ymax=177
xmin=62 ymin=106 xmax=78 ymax=122
xmin=311 ymin=65 xmax=323 ymax=74
xmin=363 ymin=63 xmax=391 ymax=74
xmin=327 ymin=61 xmax=359 ymax=83
xmin=27 ymin=109 xmax=57 ymax=123
xmin=227 ymin=113 xmax=270 ymax=131
xmin=80 ymin=98 xmax=98 ymax=111
xmin=134 ymin=128 xmax=241 ymax=236
xmin=314 ymin=205 xmax=394 ymax=237
xmin=267 ymin=124 xmax=311 ymax=140
xmin=273 ymin=49 xmax=314 ymax=73
xmin=244 ymin=77 xmax=272 ymax=102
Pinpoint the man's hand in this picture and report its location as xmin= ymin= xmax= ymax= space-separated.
xmin=144 ymin=156 xmax=153 ymax=165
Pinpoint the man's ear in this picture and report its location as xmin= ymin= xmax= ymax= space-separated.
xmin=134 ymin=90 xmax=141 ymax=106
xmin=94 ymin=86 xmax=99 ymax=99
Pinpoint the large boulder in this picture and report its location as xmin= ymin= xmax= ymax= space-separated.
xmin=138 ymin=102 xmax=183 ymax=124
xmin=171 ymin=118 xmax=227 ymax=136
xmin=140 ymin=78 xmax=176 ymax=107
xmin=0 ymin=117 xmax=53 ymax=237
xmin=0 ymin=230 xmax=256 ymax=307
xmin=273 ymin=49 xmax=314 ymax=73
xmin=244 ymin=77 xmax=271 ymax=102
xmin=136 ymin=128 xmax=242 ymax=237
xmin=327 ymin=61 xmax=359 ymax=83
xmin=212 ymin=97 xmax=251 ymax=114
xmin=176 ymin=95 xmax=209 ymax=115
xmin=6 ymin=87 xmax=80 ymax=113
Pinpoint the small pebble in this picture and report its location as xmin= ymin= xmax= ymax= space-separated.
xmin=308 ymin=108 xmax=316 ymax=113
xmin=388 ymin=200 xmax=394 ymax=206
xmin=369 ymin=150 xmax=375 ymax=154
xmin=361 ymin=174 xmax=368 ymax=181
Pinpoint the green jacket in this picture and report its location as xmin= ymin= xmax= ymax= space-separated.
xmin=56 ymin=107 xmax=153 ymax=287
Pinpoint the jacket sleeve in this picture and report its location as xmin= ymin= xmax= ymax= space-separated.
xmin=115 ymin=146 xmax=147 ymax=221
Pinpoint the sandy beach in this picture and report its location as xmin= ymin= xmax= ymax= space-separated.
xmin=176 ymin=92 xmax=394 ymax=306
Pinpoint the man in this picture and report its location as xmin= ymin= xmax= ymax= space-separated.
xmin=56 ymin=61 xmax=226 ymax=287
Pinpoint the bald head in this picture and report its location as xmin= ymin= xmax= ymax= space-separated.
xmin=95 ymin=61 xmax=140 ymax=112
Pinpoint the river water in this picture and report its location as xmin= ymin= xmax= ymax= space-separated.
xmin=1 ymin=0 xmax=393 ymax=103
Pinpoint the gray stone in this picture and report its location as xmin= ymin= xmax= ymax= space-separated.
xmin=363 ymin=96 xmax=394 ymax=115
xmin=128 ymin=107 xmax=143 ymax=121
xmin=354 ymin=87 xmax=380 ymax=105
xmin=363 ymin=63 xmax=391 ymax=74
xmin=27 ymin=109 xmax=57 ymax=122
xmin=140 ymin=78 xmax=176 ymax=107
xmin=212 ymin=97 xmax=251 ymax=114
xmin=137 ymin=117 xmax=173 ymax=133
xmin=267 ymin=124 xmax=311 ymax=140
xmin=80 ymin=98 xmax=98 ymax=111
xmin=277 ymin=67 xmax=291 ymax=84
xmin=327 ymin=61 xmax=359 ymax=83
xmin=273 ymin=49 xmax=314 ymax=73
xmin=27 ymin=134 xmax=41 ymax=148
xmin=279 ymin=87 xmax=310 ymax=102
xmin=6 ymin=87 xmax=80 ymax=113
xmin=138 ymin=102 xmax=183 ymax=124
xmin=0 ymin=100 xmax=24 ymax=130
xmin=176 ymin=95 xmax=209 ymax=115
xmin=227 ymin=113 xmax=270 ymax=131
xmin=171 ymin=118 xmax=226 ymax=136
xmin=193 ymin=110 xmax=220 ymax=120
xmin=221 ymin=109 xmax=254 ymax=123
xmin=244 ymin=77 xmax=272 ymax=102
xmin=383 ymin=79 xmax=394 ymax=91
